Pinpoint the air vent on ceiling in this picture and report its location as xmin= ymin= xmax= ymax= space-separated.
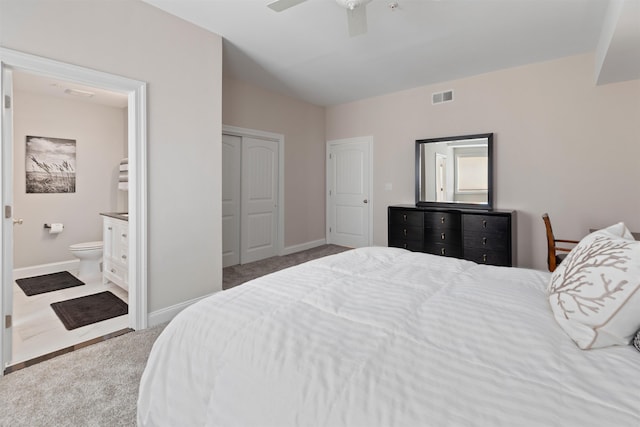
xmin=432 ymin=90 xmax=454 ymax=105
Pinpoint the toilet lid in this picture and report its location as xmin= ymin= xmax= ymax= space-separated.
xmin=70 ymin=241 xmax=103 ymax=250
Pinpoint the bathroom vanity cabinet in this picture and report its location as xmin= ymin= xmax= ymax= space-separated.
xmin=102 ymin=214 xmax=129 ymax=290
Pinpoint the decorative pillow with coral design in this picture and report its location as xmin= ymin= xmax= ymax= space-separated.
xmin=548 ymin=223 xmax=640 ymax=350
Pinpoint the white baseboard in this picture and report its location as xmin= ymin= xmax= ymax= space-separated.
xmin=281 ymin=238 xmax=326 ymax=256
xmin=147 ymin=292 xmax=216 ymax=327
xmin=147 ymin=239 xmax=327 ymax=328
xmin=13 ymin=259 xmax=80 ymax=280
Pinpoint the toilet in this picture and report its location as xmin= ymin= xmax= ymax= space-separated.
xmin=69 ymin=241 xmax=104 ymax=280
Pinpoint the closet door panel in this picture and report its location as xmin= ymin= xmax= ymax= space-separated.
xmin=241 ymin=137 xmax=278 ymax=264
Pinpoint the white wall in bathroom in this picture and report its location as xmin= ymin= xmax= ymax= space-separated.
xmin=12 ymin=90 xmax=127 ymax=268
xmin=2 ymin=0 xmax=224 ymax=314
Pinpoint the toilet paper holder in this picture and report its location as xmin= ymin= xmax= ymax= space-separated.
xmin=44 ymin=223 xmax=64 ymax=233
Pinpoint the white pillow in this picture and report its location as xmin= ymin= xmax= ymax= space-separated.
xmin=548 ymin=223 xmax=640 ymax=350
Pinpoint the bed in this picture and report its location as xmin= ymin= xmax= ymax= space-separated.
xmin=137 ymin=245 xmax=640 ymax=426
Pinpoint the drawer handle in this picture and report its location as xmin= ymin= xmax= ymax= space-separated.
xmin=483 ymin=254 xmax=488 ymax=263
xmin=111 ymin=268 xmax=116 ymax=273
xmin=482 ymin=219 xmax=487 ymax=228
xmin=403 ymin=214 xmax=407 ymax=222
xmin=441 ymin=247 xmax=446 ymax=255
xmin=441 ymin=216 xmax=445 ymax=224
xmin=403 ymin=228 xmax=407 ymax=236
xmin=108 ymin=226 xmax=112 ymax=231
xmin=122 ymin=233 xmax=127 ymax=238
xmin=482 ymin=237 xmax=487 ymax=245
xmin=441 ymin=232 xmax=445 ymax=240
xmin=122 ymin=255 xmax=127 ymax=260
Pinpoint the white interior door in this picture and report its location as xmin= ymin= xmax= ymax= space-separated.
xmin=241 ymin=137 xmax=278 ymax=264
xmin=327 ymin=137 xmax=372 ymax=248
xmin=221 ymin=134 xmax=241 ymax=267
xmin=435 ymin=153 xmax=446 ymax=202
xmin=1 ymin=63 xmax=14 ymax=368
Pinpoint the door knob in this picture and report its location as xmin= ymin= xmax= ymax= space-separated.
xmin=363 ymin=199 xmax=368 ymax=204
xmin=13 ymin=218 xmax=23 ymax=225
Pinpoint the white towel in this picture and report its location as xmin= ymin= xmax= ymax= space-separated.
xmin=119 ymin=172 xmax=128 ymax=182
xmin=118 ymin=181 xmax=129 ymax=191
xmin=119 ymin=163 xmax=129 ymax=172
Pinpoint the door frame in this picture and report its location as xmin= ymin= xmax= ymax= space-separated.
xmin=326 ymin=136 xmax=373 ymax=247
xmin=222 ymin=125 xmax=284 ymax=259
xmin=0 ymin=47 xmax=148 ymax=372
xmin=435 ymin=152 xmax=447 ymax=202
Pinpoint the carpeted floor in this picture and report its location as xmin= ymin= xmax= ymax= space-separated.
xmin=0 ymin=324 xmax=166 ymax=427
xmin=0 ymin=244 xmax=350 ymax=426
xmin=223 ymin=244 xmax=350 ymax=290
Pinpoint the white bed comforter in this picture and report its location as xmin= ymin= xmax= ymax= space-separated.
xmin=138 ymin=247 xmax=640 ymax=426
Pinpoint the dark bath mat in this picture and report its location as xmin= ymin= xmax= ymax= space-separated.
xmin=51 ymin=291 xmax=128 ymax=330
xmin=16 ymin=271 xmax=84 ymax=296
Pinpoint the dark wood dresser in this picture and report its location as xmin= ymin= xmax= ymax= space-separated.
xmin=388 ymin=205 xmax=516 ymax=267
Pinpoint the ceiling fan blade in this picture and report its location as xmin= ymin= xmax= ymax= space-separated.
xmin=267 ymin=0 xmax=308 ymax=12
xmin=346 ymin=5 xmax=368 ymax=37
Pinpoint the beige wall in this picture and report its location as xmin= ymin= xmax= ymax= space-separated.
xmin=222 ymin=77 xmax=326 ymax=248
xmin=326 ymin=53 xmax=640 ymax=270
xmin=1 ymin=0 xmax=223 ymax=312
xmin=13 ymin=91 xmax=126 ymax=268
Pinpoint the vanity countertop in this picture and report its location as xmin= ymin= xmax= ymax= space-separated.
xmin=100 ymin=212 xmax=129 ymax=221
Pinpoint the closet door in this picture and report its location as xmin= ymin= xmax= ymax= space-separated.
xmin=221 ymin=134 xmax=241 ymax=267
xmin=241 ymin=137 xmax=278 ymax=264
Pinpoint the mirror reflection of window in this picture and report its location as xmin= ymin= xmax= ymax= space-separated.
xmin=453 ymin=146 xmax=488 ymax=203
xmin=456 ymin=156 xmax=488 ymax=191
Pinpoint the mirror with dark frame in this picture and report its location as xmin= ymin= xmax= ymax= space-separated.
xmin=415 ymin=133 xmax=493 ymax=210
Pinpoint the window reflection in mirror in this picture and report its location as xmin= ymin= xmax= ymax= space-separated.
xmin=416 ymin=133 xmax=493 ymax=209
xmin=455 ymin=146 xmax=488 ymax=201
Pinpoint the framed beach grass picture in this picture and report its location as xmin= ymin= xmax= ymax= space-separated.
xmin=26 ymin=136 xmax=76 ymax=194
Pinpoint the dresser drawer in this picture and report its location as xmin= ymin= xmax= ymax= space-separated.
xmin=463 ymin=231 xmax=509 ymax=251
xmin=463 ymin=214 xmax=509 ymax=234
xmin=389 ymin=209 xmax=424 ymax=227
xmin=425 ymin=227 xmax=462 ymax=246
xmin=424 ymin=211 xmax=460 ymax=230
xmin=424 ymin=242 xmax=462 ymax=258
xmin=389 ymin=239 xmax=424 ymax=252
xmin=464 ymin=248 xmax=510 ymax=267
xmin=389 ymin=225 xmax=424 ymax=242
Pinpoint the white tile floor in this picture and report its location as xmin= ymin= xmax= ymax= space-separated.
xmin=11 ymin=270 xmax=129 ymax=366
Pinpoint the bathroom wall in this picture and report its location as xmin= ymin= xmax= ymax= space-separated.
xmin=12 ymin=90 xmax=127 ymax=269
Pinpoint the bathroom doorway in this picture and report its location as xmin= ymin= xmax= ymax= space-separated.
xmin=0 ymin=48 xmax=148 ymax=373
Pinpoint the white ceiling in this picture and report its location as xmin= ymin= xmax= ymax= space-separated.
xmin=142 ymin=0 xmax=614 ymax=106
xmin=13 ymin=72 xmax=129 ymax=108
